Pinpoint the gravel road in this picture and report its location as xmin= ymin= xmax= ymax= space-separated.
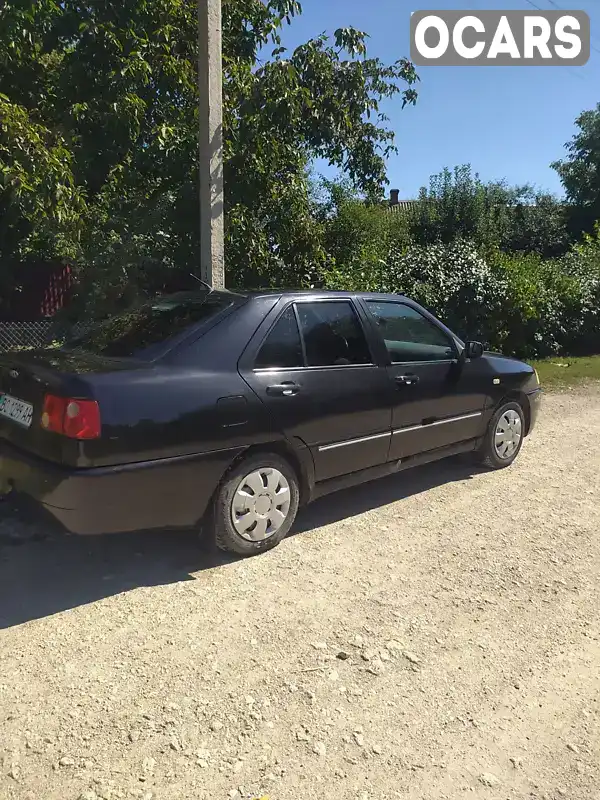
xmin=1 ymin=388 xmax=599 ymax=800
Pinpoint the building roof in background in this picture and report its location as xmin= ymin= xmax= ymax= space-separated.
xmin=388 ymin=200 xmax=419 ymax=213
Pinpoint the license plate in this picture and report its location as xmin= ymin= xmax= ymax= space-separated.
xmin=0 ymin=393 xmax=34 ymax=429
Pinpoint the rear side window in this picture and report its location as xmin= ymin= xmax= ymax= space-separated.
xmin=296 ymin=302 xmax=372 ymax=366
xmin=255 ymin=300 xmax=372 ymax=369
xmin=254 ymin=306 xmax=303 ymax=369
xmin=64 ymin=292 xmax=234 ymax=360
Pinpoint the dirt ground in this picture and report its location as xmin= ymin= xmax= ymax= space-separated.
xmin=1 ymin=388 xmax=599 ymax=800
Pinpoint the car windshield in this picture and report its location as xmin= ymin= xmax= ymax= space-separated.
xmin=63 ymin=291 xmax=235 ymax=360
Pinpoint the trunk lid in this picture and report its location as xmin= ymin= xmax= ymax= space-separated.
xmin=0 ymin=349 xmax=141 ymax=464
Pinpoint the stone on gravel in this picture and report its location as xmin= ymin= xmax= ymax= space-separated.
xmin=142 ymin=757 xmax=156 ymax=774
xmin=361 ymin=649 xmax=377 ymax=662
xmin=402 ymin=651 xmax=421 ymax=665
xmin=313 ymin=741 xmax=327 ymax=757
xmin=478 ymin=772 xmax=501 ymax=787
xmin=385 ymin=640 xmax=403 ymax=652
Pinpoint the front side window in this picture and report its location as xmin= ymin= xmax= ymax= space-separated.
xmin=296 ymin=301 xmax=372 ymax=367
xmin=367 ymin=301 xmax=455 ymax=363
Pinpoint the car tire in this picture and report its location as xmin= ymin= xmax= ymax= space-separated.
xmin=475 ymin=400 xmax=526 ymax=470
xmin=211 ymin=453 xmax=300 ymax=556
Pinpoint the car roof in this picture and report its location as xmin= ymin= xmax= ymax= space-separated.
xmin=239 ymin=289 xmax=407 ymax=301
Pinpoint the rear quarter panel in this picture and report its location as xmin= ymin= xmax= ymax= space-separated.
xmin=74 ymin=296 xmax=282 ymax=468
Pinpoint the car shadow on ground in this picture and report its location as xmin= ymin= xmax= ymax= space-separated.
xmin=0 ymin=457 xmax=483 ymax=629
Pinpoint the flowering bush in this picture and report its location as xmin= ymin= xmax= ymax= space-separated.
xmin=322 ymin=235 xmax=600 ymax=359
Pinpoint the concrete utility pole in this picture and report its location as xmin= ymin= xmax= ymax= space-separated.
xmin=198 ymin=0 xmax=225 ymax=289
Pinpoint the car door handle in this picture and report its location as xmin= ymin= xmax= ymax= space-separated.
xmin=395 ymin=374 xmax=420 ymax=387
xmin=266 ymin=382 xmax=301 ymax=397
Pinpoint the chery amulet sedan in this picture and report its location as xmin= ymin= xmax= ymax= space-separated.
xmin=0 ymin=287 xmax=542 ymax=556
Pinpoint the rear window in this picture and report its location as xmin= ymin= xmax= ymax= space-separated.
xmin=64 ymin=292 xmax=235 ymax=359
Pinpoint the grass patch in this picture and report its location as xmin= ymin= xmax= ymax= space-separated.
xmin=532 ymin=355 xmax=600 ymax=389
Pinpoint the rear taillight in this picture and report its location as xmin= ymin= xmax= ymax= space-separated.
xmin=41 ymin=395 xmax=101 ymax=439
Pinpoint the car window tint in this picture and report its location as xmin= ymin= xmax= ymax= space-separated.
xmin=367 ymin=301 xmax=455 ymax=363
xmin=64 ymin=291 xmax=234 ymax=360
xmin=255 ymin=306 xmax=303 ymax=369
xmin=296 ymin=301 xmax=371 ymax=367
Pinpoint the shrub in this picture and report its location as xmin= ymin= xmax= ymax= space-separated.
xmin=318 ymin=183 xmax=410 ymax=289
xmin=324 ymin=238 xmax=505 ymax=342
xmin=405 ymin=165 xmax=570 ymax=259
xmin=322 ymin=236 xmax=600 ymax=359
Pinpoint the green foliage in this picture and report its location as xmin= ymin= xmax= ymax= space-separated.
xmin=323 ymin=238 xmax=505 ymax=342
xmin=1 ymin=1 xmax=598 ymax=361
xmin=0 ymin=94 xmax=85 ymax=295
xmin=406 ymin=165 xmax=570 ymax=259
xmin=552 ymin=103 xmax=600 ymax=235
xmin=485 ymin=250 xmax=582 ymax=358
xmin=317 ymin=179 xmax=410 ymax=287
xmin=0 ymin=0 xmax=419 ymax=314
xmin=502 ymin=193 xmax=570 ymax=259
xmin=318 ymin=172 xmax=598 ymax=359
xmin=323 ymin=229 xmax=600 ymax=360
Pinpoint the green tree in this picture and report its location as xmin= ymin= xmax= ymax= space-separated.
xmin=316 ymin=178 xmax=410 ymax=288
xmin=0 ymin=0 xmax=419 ymax=315
xmin=552 ymin=103 xmax=600 ymax=236
xmin=0 ymin=95 xmax=86 ymax=307
xmin=503 ymin=192 xmax=570 ymax=259
xmin=407 ymin=166 xmax=519 ymax=251
xmin=407 ymin=165 xmax=569 ymax=259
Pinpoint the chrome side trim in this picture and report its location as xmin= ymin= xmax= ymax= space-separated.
xmin=318 ymin=431 xmax=391 ymax=452
xmin=392 ymin=423 xmax=424 ymax=434
xmin=393 ymin=411 xmax=482 ymax=436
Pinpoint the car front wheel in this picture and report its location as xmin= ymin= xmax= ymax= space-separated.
xmin=476 ymin=400 xmax=526 ymax=470
xmin=212 ymin=453 xmax=300 ymax=556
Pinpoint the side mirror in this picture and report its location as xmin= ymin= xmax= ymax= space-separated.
xmin=464 ymin=340 xmax=484 ymax=359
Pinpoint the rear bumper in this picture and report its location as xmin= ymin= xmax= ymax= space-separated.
xmin=0 ymin=440 xmax=243 ymax=535
xmin=527 ymin=387 xmax=542 ymax=434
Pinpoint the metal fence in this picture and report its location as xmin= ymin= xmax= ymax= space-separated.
xmin=0 ymin=320 xmax=90 ymax=352
xmin=0 ymin=320 xmax=81 ymax=352
xmin=0 ymin=321 xmax=58 ymax=352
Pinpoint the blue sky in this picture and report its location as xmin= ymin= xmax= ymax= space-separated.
xmin=277 ymin=0 xmax=600 ymax=199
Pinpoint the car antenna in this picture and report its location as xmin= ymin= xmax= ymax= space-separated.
xmin=189 ymin=273 xmax=214 ymax=294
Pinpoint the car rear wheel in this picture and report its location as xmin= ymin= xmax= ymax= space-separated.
xmin=475 ymin=400 xmax=525 ymax=470
xmin=212 ymin=453 xmax=300 ymax=556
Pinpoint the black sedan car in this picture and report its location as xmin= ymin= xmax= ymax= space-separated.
xmin=0 ymin=288 xmax=542 ymax=555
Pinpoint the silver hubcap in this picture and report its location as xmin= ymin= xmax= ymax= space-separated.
xmin=231 ymin=468 xmax=291 ymax=542
xmin=494 ymin=409 xmax=522 ymax=459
